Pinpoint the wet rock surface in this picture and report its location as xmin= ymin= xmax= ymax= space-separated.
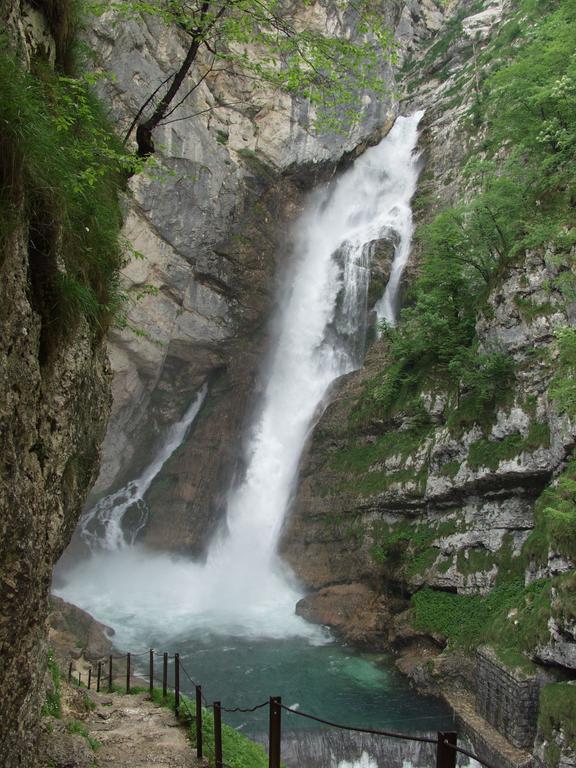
xmin=86 ymin=0 xmax=447 ymax=554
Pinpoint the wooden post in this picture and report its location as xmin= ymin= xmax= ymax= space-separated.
xmin=213 ymin=701 xmax=223 ymax=768
xmin=195 ymin=686 xmax=203 ymax=760
xmin=268 ymin=697 xmax=282 ymax=768
xmin=163 ymin=653 xmax=168 ymax=698
xmin=149 ymin=649 xmax=154 ymax=696
xmin=97 ymin=662 xmax=102 ymax=693
xmin=108 ymin=655 xmax=113 ymax=692
xmin=436 ymin=732 xmax=457 ymax=768
xmin=68 ymin=662 xmax=73 ymax=683
xmin=174 ymin=653 xmax=180 ymax=715
xmin=88 ymin=667 xmax=92 ymax=690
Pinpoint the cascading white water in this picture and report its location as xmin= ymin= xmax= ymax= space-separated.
xmin=80 ymin=384 xmax=207 ymax=550
xmin=372 ymin=115 xmax=423 ymax=326
xmin=55 ymin=112 xmax=424 ymax=645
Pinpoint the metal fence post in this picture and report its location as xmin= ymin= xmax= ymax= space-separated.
xmin=268 ymin=697 xmax=282 ymax=768
xmin=97 ymin=661 xmax=102 ymax=693
xmin=149 ymin=649 xmax=154 ymax=696
xmin=174 ymin=653 xmax=180 ymax=715
xmin=88 ymin=667 xmax=92 ymax=690
xmin=163 ymin=652 xmax=168 ymax=698
xmin=108 ymin=655 xmax=113 ymax=692
xmin=126 ymin=653 xmax=131 ymax=694
xmin=78 ymin=672 xmax=82 ymax=687
xmin=214 ymin=701 xmax=223 ymax=768
xmin=68 ymin=662 xmax=73 ymax=683
xmin=195 ymin=685 xmax=203 ymax=760
xmin=436 ymin=731 xmax=457 ymax=768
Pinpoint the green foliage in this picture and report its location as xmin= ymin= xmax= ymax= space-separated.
xmin=446 ymin=348 xmax=515 ymax=434
xmin=341 ymin=466 xmax=428 ymax=497
xmin=550 ymin=327 xmax=576 ymax=418
xmin=0 ymin=43 xmax=131 ymax=347
xmin=439 ymin=460 xmax=460 ymax=479
xmin=91 ymin=0 xmax=394 ymax=134
xmin=152 ymin=690 xmax=267 ymax=768
xmin=42 ymin=650 xmax=62 ymax=719
xmin=330 ymin=427 xmax=430 ymax=473
xmin=524 ymin=459 xmax=576 ymax=566
xmin=456 ymin=547 xmax=497 ymax=578
xmin=362 ymin=0 xmax=576 ymax=435
xmin=514 ymin=297 xmax=555 ymax=324
xmin=468 ymin=0 xmax=576 ymax=255
xmin=371 ymin=519 xmax=459 ymax=578
xmin=411 ymin=577 xmax=551 ymax=660
xmin=538 ymin=683 xmax=576 ymax=766
xmin=67 ymin=720 xmax=101 ymax=751
xmin=493 ymin=646 xmax=537 ymax=677
xmin=467 ymin=421 xmax=550 ymax=471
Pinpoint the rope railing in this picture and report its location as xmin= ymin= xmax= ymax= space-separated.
xmin=66 ymin=649 xmax=495 ymax=768
xmin=221 ymin=701 xmax=269 ymax=714
xmin=278 ymin=702 xmax=438 ymax=744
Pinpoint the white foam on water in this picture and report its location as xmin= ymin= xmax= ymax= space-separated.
xmin=335 ymin=752 xmax=379 ymax=768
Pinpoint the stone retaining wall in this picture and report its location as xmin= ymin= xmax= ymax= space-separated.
xmin=476 ymin=647 xmax=540 ymax=749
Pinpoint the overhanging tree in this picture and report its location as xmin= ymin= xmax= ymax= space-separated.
xmin=92 ymin=0 xmax=394 ymax=157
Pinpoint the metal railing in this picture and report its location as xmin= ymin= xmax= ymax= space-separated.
xmin=67 ymin=650 xmax=495 ymax=768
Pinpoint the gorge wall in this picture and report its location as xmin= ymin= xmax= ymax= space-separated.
xmin=85 ymin=0 xmax=446 ymax=554
xmin=0 ymin=2 xmax=116 ymax=764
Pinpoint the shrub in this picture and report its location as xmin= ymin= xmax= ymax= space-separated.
xmin=0 ymin=42 xmax=131 ymax=356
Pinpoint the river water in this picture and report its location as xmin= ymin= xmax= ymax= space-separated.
xmin=55 ymin=112 xmax=465 ymax=765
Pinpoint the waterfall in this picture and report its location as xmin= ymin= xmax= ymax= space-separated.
xmin=80 ymin=384 xmax=207 ymax=550
xmin=200 ymin=110 xmax=425 ymax=620
xmin=55 ymin=112 xmax=424 ymax=644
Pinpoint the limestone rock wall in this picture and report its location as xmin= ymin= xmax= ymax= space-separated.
xmin=279 ymin=0 xmax=575 ymax=641
xmin=86 ymin=0 xmax=447 ymax=552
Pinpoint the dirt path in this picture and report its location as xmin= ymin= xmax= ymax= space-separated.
xmin=86 ymin=691 xmax=201 ymax=768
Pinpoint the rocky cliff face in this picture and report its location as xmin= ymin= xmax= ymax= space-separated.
xmin=281 ymin=0 xmax=537 ymax=601
xmin=281 ymin=0 xmax=576 ymax=702
xmin=86 ymin=0 xmax=447 ymax=552
xmin=0 ymin=5 xmax=113 ymax=764
xmin=280 ymin=0 xmax=576 ymax=761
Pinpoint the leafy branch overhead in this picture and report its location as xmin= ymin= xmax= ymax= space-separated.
xmin=90 ymin=0 xmax=395 ymax=156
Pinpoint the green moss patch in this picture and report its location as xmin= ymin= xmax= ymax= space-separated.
xmin=371 ymin=519 xmax=460 ymax=578
xmin=539 ymin=683 xmax=576 ymax=767
xmin=439 ymin=460 xmax=460 ymax=479
xmin=525 ymin=460 xmax=576 ymax=567
xmin=342 ymin=466 xmax=428 ymax=497
xmin=550 ymin=328 xmax=576 ymax=419
xmin=411 ymin=577 xmax=549 ymax=654
xmin=467 ymin=421 xmax=550 ymax=471
xmin=514 ymin=297 xmax=556 ymax=324
xmin=330 ymin=428 xmax=430 ymax=473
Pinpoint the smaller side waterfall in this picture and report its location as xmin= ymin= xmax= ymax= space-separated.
xmin=80 ymin=385 xmax=207 ymax=550
xmin=370 ymin=116 xmax=423 ymax=325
